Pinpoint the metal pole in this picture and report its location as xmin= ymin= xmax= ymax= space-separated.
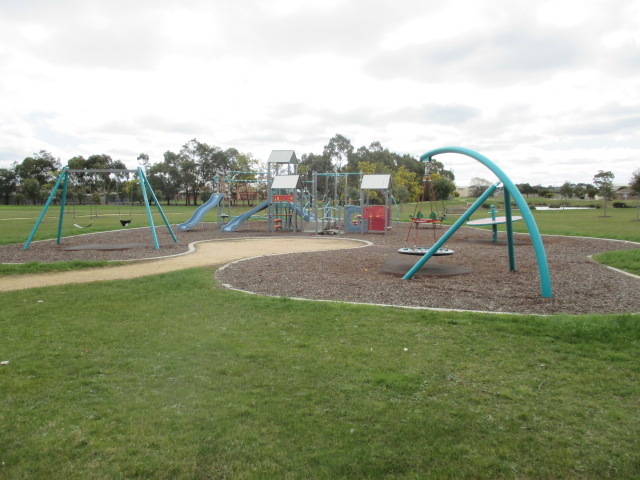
xmin=490 ymin=205 xmax=498 ymax=242
xmin=24 ymin=168 xmax=68 ymax=250
xmin=313 ymin=171 xmax=318 ymax=235
xmin=139 ymin=168 xmax=178 ymax=245
xmin=267 ymin=164 xmax=273 ymax=232
xmin=403 ymin=182 xmax=500 ymax=280
xmin=57 ymin=171 xmax=69 ymax=244
xmin=504 ymin=189 xmax=516 ymax=271
xmin=138 ymin=168 xmax=160 ymax=249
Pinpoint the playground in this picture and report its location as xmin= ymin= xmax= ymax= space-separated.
xmin=2 ymin=147 xmax=640 ymax=479
xmin=1 ymin=220 xmax=638 ymax=315
xmin=4 ymin=147 xmax=638 ymax=315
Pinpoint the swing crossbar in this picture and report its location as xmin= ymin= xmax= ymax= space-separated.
xmin=66 ymin=169 xmax=138 ymax=174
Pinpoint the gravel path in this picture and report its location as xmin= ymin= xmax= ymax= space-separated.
xmin=1 ymin=221 xmax=639 ymax=315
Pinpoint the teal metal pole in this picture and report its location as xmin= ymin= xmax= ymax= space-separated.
xmin=56 ymin=170 xmax=70 ymax=244
xmin=24 ymin=168 xmax=68 ymax=250
xmin=490 ymin=204 xmax=498 ymax=242
xmin=403 ymin=182 xmax=499 ymax=280
xmin=139 ymin=169 xmax=178 ymax=244
xmin=420 ymin=146 xmax=552 ymax=298
xmin=504 ymin=189 xmax=516 ymax=271
xmin=138 ymin=168 xmax=160 ymax=249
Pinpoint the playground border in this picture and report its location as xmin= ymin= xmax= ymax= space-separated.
xmin=214 ymin=233 xmax=640 ymax=316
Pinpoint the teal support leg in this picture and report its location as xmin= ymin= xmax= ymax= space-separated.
xmin=138 ymin=169 xmax=160 ymax=249
xmin=403 ymin=182 xmax=499 ymax=280
xmin=504 ymin=189 xmax=516 ymax=271
xmin=57 ymin=171 xmax=69 ymax=245
xmin=139 ymin=169 xmax=178 ymax=244
xmin=24 ymin=168 xmax=68 ymax=250
xmin=490 ymin=205 xmax=498 ymax=242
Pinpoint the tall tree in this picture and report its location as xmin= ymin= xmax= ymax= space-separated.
xmin=348 ymin=142 xmax=395 ymax=172
xmin=14 ymin=150 xmax=60 ymax=185
xmin=593 ymin=170 xmax=615 ymax=217
xmin=431 ymin=174 xmax=457 ymax=201
xmin=392 ymin=166 xmax=421 ymax=203
xmin=146 ymin=151 xmax=182 ymax=206
xmin=178 ymin=140 xmax=201 ymax=205
xmin=137 ymin=153 xmax=151 ymax=170
xmin=559 ymin=181 xmax=574 ymax=199
xmin=0 ymin=168 xmax=18 ymax=204
xmin=516 ymin=183 xmax=538 ymax=198
xmin=395 ymin=154 xmax=424 ymax=177
xmin=323 ymin=134 xmax=354 ymax=170
xmin=21 ymin=178 xmax=41 ymax=204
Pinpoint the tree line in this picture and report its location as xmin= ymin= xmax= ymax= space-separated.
xmin=1 ymin=135 xmax=638 ymax=206
xmin=0 ymin=135 xmax=457 ymax=206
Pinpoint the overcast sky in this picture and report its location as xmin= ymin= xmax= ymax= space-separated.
xmin=1 ymin=0 xmax=639 ymax=187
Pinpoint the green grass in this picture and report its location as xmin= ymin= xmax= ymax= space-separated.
xmin=437 ymin=201 xmax=640 ymax=243
xmin=0 ymin=260 xmax=117 ymax=275
xmin=399 ymin=199 xmax=640 ymax=242
xmin=0 ymin=204 xmax=260 ymax=246
xmin=1 ymin=269 xmax=639 ymax=479
xmin=593 ymin=249 xmax=640 ymax=276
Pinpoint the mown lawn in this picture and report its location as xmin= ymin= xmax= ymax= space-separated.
xmin=1 ymin=269 xmax=639 ymax=479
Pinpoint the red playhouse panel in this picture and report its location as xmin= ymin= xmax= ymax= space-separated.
xmin=273 ymin=194 xmax=294 ymax=202
xmin=363 ymin=206 xmax=391 ymax=231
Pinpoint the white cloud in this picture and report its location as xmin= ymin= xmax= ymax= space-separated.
xmin=0 ymin=0 xmax=639 ymax=188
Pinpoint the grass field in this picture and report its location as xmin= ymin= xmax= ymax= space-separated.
xmin=0 ymin=204 xmax=229 ymax=246
xmin=2 ymin=200 xmax=640 ymax=246
xmin=0 ymin=202 xmax=639 ymax=478
xmin=2 ymin=270 xmax=639 ymax=479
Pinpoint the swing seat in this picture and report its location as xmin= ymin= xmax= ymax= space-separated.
xmin=410 ymin=218 xmax=442 ymax=224
xmin=397 ymin=246 xmax=454 ymax=256
xmin=73 ymin=223 xmax=93 ymax=229
xmin=120 ymin=219 xmax=132 ymax=227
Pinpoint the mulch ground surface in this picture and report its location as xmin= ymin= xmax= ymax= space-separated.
xmin=2 ymin=221 xmax=639 ymax=315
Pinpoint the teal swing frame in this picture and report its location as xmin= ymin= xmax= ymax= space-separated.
xmin=24 ymin=167 xmax=178 ymax=250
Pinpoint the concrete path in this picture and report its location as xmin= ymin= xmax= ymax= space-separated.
xmin=0 ymin=237 xmax=366 ymax=292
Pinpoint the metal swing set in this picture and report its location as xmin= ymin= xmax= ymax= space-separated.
xmin=67 ymin=173 xmax=135 ymax=228
xmin=24 ymin=167 xmax=177 ymax=250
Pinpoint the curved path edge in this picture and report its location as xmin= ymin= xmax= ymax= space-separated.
xmin=0 ymin=237 xmax=370 ymax=292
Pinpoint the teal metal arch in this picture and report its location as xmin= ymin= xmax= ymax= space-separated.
xmin=404 ymin=146 xmax=552 ymax=298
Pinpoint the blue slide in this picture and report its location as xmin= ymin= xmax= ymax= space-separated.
xmin=293 ymin=204 xmax=316 ymax=222
xmin=221 ymin=199 xmax=270 ymax=232
xmin=178 ymin=193 xmax=225 ymax=231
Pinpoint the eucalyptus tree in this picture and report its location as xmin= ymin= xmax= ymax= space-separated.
xmin=146 ymin=151 xmax=182 ymax=206
xmin=323 ymin=134 xmax=354 ymax=170
xmin=14 ymin=150 xmax=60 ymax=186
xmin=593 ymin=170 xmax=615 ymax=216
xmin=0 ymin=168 xmax=18 ymax=204
xmin=559 ymin=181 xmax=575 ymax=199
xmin=21 ymin=178 xmax=41 ymax=204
